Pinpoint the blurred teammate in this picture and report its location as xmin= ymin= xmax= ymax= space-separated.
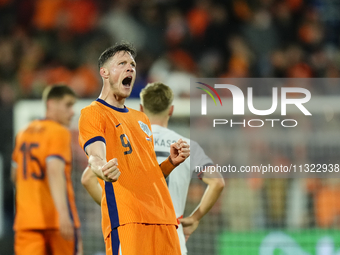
xmin=11 ymin=85 xmax=82 ymax=255
xmin=140 ymin=82 xmax=225 ymax=255
xmin=79 ymin=42 xmax=190 ymax=255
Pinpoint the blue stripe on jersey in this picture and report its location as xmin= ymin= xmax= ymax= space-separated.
xmin=105 ymin=182 xmax=120 ymax=229
xmin=83 ymin=136 xmax=106 ymax=152
xmin=96 ymin=98 xmax=129 ymax=113
xmin=111 ymin=228 xmax=120 ymax=255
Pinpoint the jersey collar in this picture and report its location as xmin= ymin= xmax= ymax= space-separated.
xmin=96 ymin=98 xmax=129 ymax=113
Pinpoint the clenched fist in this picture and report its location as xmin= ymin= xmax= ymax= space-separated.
xmin=88 ymin=156 xmax=120 ymax=182
xmin=169 ymin=139 xmax=190 ymax=166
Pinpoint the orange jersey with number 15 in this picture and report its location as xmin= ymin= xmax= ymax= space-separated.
xmin=78 ymin=99 xmax=177 ymax=239
xmin=12 ymin=119 xmax=80 ymax=231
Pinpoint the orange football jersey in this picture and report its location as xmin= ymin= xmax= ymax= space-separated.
xmin=12 ymin=119 xmax=80 ymax=231
xmin=78 ymin=99 xmax=177 ymax=238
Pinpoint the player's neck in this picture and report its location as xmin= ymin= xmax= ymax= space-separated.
xmin=101 ymin=96 xmax=125 ymax=108
xmin=45 ymin=112 xmax=60 ymax=125
xmin=98 ymin=87 xmax=126 ymax=108
xmin=149 ymin=116 xmax=169 ymax=128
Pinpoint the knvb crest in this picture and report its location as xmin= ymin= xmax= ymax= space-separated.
xmin=138 ymin=121 xmax=152 ymax=136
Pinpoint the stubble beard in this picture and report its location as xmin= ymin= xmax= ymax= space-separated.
xmin=109 ymin=78 xmax=130 ymax=100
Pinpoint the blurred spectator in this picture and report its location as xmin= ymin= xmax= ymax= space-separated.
xmin=149 ymin=49 xmax=196 ymax=98
xmin=272 ymin=1 xmax=296 ymax=45
xmin=165 ymin=9 xmax=189 ymax=48
xmin=137 ymin=2 xmax=165 ymax=56
xmin=0 ymin=37 xmax=17 ymax=80
xmin=220 ymin=36 xmax=253 ymax=78
xmin=186 ymin=0 xmax=210 ymax=39
xmin=242 ymin=8 xmax=280 ymax=76
xmin=33 ymin=0 xmax=66 ymax=31
xmin=203 ymin=3 xmax=231 ymax=55
xmin=0 ymin=82 xmax=16 ymax=106
xmin=99 ymin=1 xmax=146 ymax=50
xmin=63 ymin=0 xmax=98 ymax=34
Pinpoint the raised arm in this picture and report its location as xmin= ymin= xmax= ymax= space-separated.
xmin=79 ymin=106 xmax=120 ymax=183
xmin=159 ymin=139 xmax=190 ymax=178
xmin=180 ymin=170 xmax=224 ymax=241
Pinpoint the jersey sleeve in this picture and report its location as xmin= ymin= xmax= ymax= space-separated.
xmin=46 ymin=126 xmax=72 ymax=164
xmin=78 ymin=106 xmax=106 ymax=153
xmin=190 ymin=140 xmax=214 ymax=178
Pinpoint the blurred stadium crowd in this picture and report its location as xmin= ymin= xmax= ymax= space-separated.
xmin=0 ymin=0 xmax=340 ymax=104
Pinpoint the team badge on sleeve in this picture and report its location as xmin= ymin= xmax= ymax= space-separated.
xmin=138 ymin=121 xmax=152 ymax=136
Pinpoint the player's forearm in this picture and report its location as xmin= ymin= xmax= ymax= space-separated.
xmin=81 ymin=166 xmax=102 ymax=205
xmin=159 ymin=156 xmax=176 ymax=178
xmin=76 ymin=228 xmax=83 ymax=255
xmin=85 ymin=141 xmax=108 ymax=180
xmin=190 ymin=178 xmax=225 ymax=221
xmin=85 ymin=141 xmax=120 ymax=183
xmin=47 ymin=162 xmax=70 ymax=216
xmin=88 ymin=155 xmax=107 ymax=180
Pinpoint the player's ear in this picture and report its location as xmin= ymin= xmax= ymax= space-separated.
xmin=140 ymin=104 xmax=144 ymax=112
xmin=169 ymin=105 xmax=174 ymax=116
xmin=100 ymin=67 xmax=109 ymax=79
xmin=46 ymin=99 xmax=57 ymax=114
xmin=46 ymin=99 xmax=53 ymax=110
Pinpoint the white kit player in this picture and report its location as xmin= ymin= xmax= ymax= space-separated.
xmin=140 ymin=82 xmax=225 ymax=255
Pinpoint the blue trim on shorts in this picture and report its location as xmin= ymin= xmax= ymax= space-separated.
xmin=111 ymin=228 xmax=120 ymax=255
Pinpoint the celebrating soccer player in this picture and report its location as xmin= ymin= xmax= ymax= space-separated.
xmin=79 ymin=42 xmax=190 ymax=255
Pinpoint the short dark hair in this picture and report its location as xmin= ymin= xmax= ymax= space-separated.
xmin=98 ymin=42 xmax=137 ymax=69
xmin=42 ymin=84 xmax=76 ymax=103
xmin=140 ymin=82 xmax=174 ymax=114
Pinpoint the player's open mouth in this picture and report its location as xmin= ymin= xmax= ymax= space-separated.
xmin=122 ymin=76 xmax=132 ymax=87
